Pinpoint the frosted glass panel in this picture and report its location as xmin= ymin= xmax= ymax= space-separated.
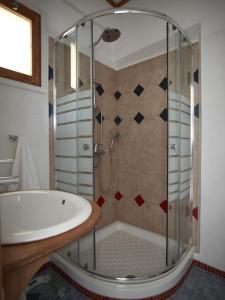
xmin=56 ymin=171 xmax=77 ymax=185
xmin=167 ymin=24 xmax=192 ymax=267
xmin=167 ymin=24 xmax=181 ymax=267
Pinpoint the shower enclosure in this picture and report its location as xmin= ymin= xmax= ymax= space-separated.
xmin=53 ymin=8 xmax=193 ymax=283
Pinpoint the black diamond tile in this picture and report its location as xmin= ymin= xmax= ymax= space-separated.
xmin=134 ymin=112 xmax=144 ymax=124
xmin=114 ymin=90 xmax=122 ymax=100
xmin=159 ymin=77 xmax=168 ymax=91
xmin=194 ymin=103 xmax=199 ymax=118
xmin=78 ymin=78 xmax=83 ymax=88
xmin=159 ymin=77 xmax=172 ymax=91
xmin=133 ymin=84 xmax=144 ymax=96
xmin=96 ymin=112 xmax=104 ymax=124
xmin=194 ymin=69 xmax=199 ymax=84
xmin=114 ymin=115 xmax=122 ymax=126
xmin=159 ymin=108 xmax=168 ymax=122
xmin=49 ymin=102 xmax=53 ymax=118
xmin=48 ymin=65 xmax=53 ymax=80
xmin=96 ymin=84 xmax=104 ymax=96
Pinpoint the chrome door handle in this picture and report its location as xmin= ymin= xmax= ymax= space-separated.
xmin=169 ymin=144 xmax=177 ymax=150
xmin=83 ymin=144 xmax=90 ymax=151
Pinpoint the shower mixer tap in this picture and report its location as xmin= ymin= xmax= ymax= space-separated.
xmin=94 ymin=143 xmax=105 ymax=155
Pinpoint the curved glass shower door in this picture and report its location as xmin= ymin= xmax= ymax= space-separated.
xmin=53 ymin=9 xmax=193 ymax=281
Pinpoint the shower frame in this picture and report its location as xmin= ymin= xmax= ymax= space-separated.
xmin=53 ymin=7 xmax=194 ymax=282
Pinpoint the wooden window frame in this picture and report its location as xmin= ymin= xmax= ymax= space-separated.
xmin=105 ymin=0 xmax=130 ymax=8
xmin=0 ymin=0 xmax=41 ymax=86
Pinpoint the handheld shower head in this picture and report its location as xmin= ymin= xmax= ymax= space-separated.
xmin=94 ymin=27 xmax=121 ymax=46
xmin=101 ymin=28 xmax=121 ymax=43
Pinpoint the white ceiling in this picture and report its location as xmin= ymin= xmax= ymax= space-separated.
xmin=59 ymin=0 xmax=177 ymax=69
xmin=22 ymin=0 xmax=225 ymax=69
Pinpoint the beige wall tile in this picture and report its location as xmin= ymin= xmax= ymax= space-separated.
xmin=50 ymin=44 xmax=200 ymax=247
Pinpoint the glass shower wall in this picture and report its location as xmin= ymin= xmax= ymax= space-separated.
xmin=167 ymin=23 xmax=193 ymax=267
xmin=54 ymin=35 xmax=79 ymax=193
xmin=167 ymin=23 xmax=181 ymax=266
xmin=54 ymin=21 xmax=95 ymax=272
xmin=179 ymin=39 xmax=192 ymax=254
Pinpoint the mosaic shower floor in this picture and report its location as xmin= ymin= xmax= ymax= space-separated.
xmin=81 ymin=230 xmax=166 ymax=278
xmin=26 ymin=265 xmax=225 ymax=300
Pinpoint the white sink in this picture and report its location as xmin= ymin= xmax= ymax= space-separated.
xmin=0 ymin=190 xmax=92 ymax=245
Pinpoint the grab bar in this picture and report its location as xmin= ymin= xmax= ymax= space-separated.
xmin=0 ymin=159 xmax=14 ymax=164
xmin=0 ymin=176 xmax=19 ymax=185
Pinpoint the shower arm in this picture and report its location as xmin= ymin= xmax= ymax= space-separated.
xmin=93 ymin=27 xmax=115 ymax=47
xmin=93 ymin=31 xmax=104 ymax=47
xmin=93 ymin=28 xmax=110 ymax=47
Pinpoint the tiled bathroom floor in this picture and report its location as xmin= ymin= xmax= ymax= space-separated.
xmin=169 ymin=265 xmax=225 ymax=300
xmin=81 ymin=230 xmax=166 ymax=278
xmin=26 ymin=265 xmax=225 ymax=300
xmin=25 ymin=268 xmax=89 ymax=300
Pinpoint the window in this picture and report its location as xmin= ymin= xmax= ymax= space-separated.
xmin=0 ymin=0 xmax=41 ymax=86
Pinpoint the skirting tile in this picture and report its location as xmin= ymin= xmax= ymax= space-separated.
xmin=34 ymin=259 xmax=225 ymax=299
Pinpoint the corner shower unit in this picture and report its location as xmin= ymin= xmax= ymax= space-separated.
xmin=52 ymin=8 xmax=194 ymax=298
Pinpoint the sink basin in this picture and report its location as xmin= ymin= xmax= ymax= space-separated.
xmin=0 ymin=190 xmax=92 ymax=245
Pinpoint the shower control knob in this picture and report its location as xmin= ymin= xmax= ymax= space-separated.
xmin=83 ymin=143 xmax=90 ymax=151
xmin=169 ymin=144 xmax=177 ymax=150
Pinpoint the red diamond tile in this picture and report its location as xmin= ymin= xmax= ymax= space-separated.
xmin=159 ymin=200 xmax=172 ymax=213
xmin=96 ymin=195 xmax=105 ymax=207
xmin=193 ymin=206 xmax=198 ymax=221
xmin=115 ymin=191 xmax=122 ymax=201
xmin=134 ymin=194 xmax=145 ymax=207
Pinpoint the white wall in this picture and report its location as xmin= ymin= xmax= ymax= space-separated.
xmin=196 ymin=27 xmax=225 ymax=271
xmin=0 ymin=0 xmax=49 ymax=188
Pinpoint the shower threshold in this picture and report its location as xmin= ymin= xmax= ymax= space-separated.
xmin=52 ymin=222 xmax=193 ymax=298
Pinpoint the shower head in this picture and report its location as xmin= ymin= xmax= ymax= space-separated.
xmin=94 ymin=28 xmax=121 ymax=46
xmin=102 ymin=28 xmax=121 ymax=42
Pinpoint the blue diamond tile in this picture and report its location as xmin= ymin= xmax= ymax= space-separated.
xmin=114 ymin=115 xmax=122 ymax=126
xmin=133 ymin=84 xmax=144 ymax=96
xmin=134 ymin=112 xmax=144 ymax=124
xmin=96 ymin=112 xmax=104 ymax=124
